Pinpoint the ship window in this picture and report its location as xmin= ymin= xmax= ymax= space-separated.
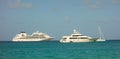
xmin=69 ymin=38 xmax=77 ymax=39
xmin=32 ymin=34 xmax=45 ymax=38
xmin=21 ymin=32 xmax=26 ymax=33
xmin=22 ymin=34 xmax=24 ymax=36
xmin=80 ymin=35 xmax=84 ymax=36
xmin=73 ymin=35 xmax=84 ymax=36
xmin=63 ymin=38 xmax=67 ymax=39
xmin=63 ymin=39 xmax=66 ymax=41
xmin=81 ymin=37 xmax=88 ymax=39
xmin=73 ymin=35 xmax=79 ymax=36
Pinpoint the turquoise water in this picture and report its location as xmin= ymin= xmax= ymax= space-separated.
xmin=0 ymin=40 xmax=120 ymax=59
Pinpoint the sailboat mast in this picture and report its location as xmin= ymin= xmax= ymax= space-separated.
xmin=98 ymin=26 xmax=102 ymax=39
xmin=98 ymin=26 xmax=105 ymax=40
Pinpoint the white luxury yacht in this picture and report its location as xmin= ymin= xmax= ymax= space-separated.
xmin=60 ymin=29 xmax=95 ymax=43
xmin=12 ymin=31 xmax=54 ymax=42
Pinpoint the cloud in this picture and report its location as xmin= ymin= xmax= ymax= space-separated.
xmin=83 ymin=0 xmax=89 ymax=5
xmin=112 ymin=0 xmax=120 ymax=4
xmin=64 ymin=16 xmax=70 ymax=23
xmin=90 ymin=4 xmax=98 ymax=9
xmin=53 ymin=6 xmax=60 ymax=12
xmin=90 ymin=0 xmax=103 ymax=9
xmin=8 ymin=0 xmax=32 ymax=8
xmin=83 ymin=0 xmax=120 ymax=9
xmin=83 ymin=0 xmax=103 ymax=9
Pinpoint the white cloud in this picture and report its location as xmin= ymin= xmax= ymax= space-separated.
xmin=53 ymin=7 xmax=60 ymax=12
xmin=112 ymin=0 xmax=120 ymax=4
xmin=64 ymin=16 xmax=70 ymax=23
xmin=83 ymin=0 xmax=120 ymax=9
xmin=90 ymin=4 xmax=98 ymax=9
xmin=83 ymin=0 xmax=89 ymax=5
xmin=8 ymin=0 xmax=32 ymax=8
xmin=83 ymin=0 xmax=103 ymax=9
xmin=89 ymin=0 xmax=103 ymax=9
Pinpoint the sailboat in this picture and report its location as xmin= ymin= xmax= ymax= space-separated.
xmin=96 ymin=27 xmax=106 ymax=41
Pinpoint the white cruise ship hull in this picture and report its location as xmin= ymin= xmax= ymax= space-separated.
xmin=12 ymin=38 xmax=52 ymax=42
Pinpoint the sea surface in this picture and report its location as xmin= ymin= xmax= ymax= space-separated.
xmin=0 ymin=40 xmax=120 ymax=59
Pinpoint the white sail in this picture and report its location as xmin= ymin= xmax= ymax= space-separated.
xmin=96 ymin=27 xmax=106 ymax=41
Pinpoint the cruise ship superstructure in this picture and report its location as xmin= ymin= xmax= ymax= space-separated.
xmin=12 ymin=31 xmax=54 ymax=41
xmin=60 ymin=29 xmax=96 ymax=43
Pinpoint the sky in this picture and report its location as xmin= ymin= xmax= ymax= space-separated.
xmin=0 ymin=0 xmax=120 ymax=41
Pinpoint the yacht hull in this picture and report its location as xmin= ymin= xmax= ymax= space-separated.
xmin=60 ymin=39 xmax=94 ymax=43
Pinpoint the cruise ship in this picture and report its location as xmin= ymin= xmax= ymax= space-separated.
xmin=12 ymin=31 xmax=54 ymax=41
xmin=60 ymin=29 xmax=96 ymax=43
